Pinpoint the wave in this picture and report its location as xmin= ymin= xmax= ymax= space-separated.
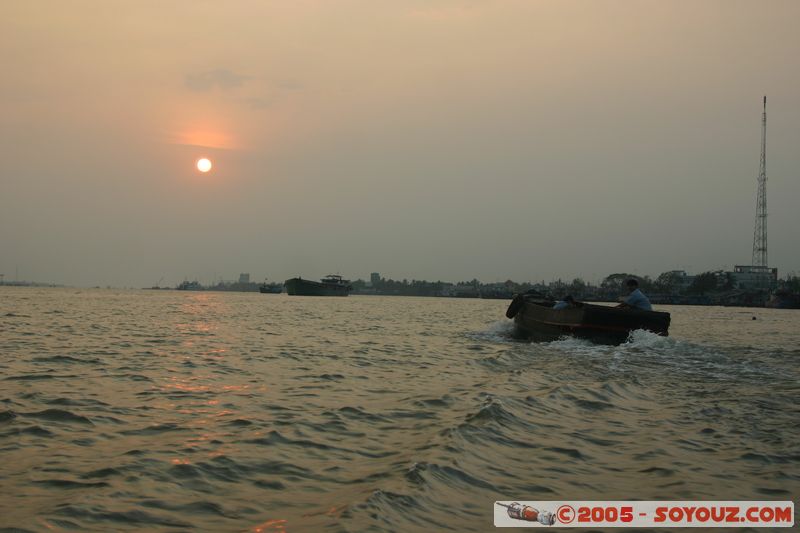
xmin=53 ymin=505 xmax=194 ymax=528
xmin=138 ymin=499 xmax=238 ymax=519
xmin=247 ymin=429 xmax=396 ymax=459
xmin=405 ymin=461 xmax=497 ymax=491
xmin=32 ymin=355 xmax=104 ymax=365
xmin=26 ymin=409 xmax=93 ymax=425
xmin=33 ymin=479 xmax=110 ymax=489
xmin=120 ymin=423 xmax=186 ymax=435
xmin=470 ymin=320 xmax=516 ymax=342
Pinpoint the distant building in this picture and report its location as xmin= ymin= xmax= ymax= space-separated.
xmin=370 ymin=272 xmax=381 ymax=286
xmin=239 ymin=273 xmax=250 ymax=284
xmin=730 ymin=265 xmax=777 ymax=290
xmin=664 ymin=270 xmax=695 ymax=292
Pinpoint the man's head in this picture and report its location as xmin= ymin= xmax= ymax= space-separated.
xmin=564 ymin=295 xmax=575 ymax=303
xmin=626 ymin=279 xmax=639 ymax=292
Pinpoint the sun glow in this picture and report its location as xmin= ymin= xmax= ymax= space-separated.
xmin=196 ymin=158 xmax=212 ymax=172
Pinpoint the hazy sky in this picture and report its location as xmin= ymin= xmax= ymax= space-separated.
xmin=2 ymin=1 xmax=799 ymax=287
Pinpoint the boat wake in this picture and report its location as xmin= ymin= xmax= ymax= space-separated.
xmin=543 ymin=329 xmax=676 ymax=349
xmin=472 ymin=320 xmax=516 ymax=342
xmin=540 ymin=329 xmax=753 ymax=381
xmin=625 ymin=328 xmax=677 ymax=347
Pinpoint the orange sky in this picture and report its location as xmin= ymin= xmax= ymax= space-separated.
xmin=2 ymin=1 xmax=800 ymax=286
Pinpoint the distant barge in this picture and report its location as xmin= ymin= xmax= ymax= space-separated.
xmin=285 ymin=275 xmax=352 ymax=297
xmin=259 ymin=281 xmax=283 ymax=294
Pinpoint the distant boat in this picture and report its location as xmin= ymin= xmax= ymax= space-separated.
xmin=177 ymin=281 xmax=203 ymax=291
xmin=506 ymin=294 xmax=670 ymax=345
xmin=766 ymin=291 xmax=800 ymax=309
xmin=259 ymin=280 xmax=283 ymax=294
xmin=285 ymin=275 xmax=352 ymax=296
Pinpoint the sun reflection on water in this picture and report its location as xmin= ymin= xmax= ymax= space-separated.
xmin=253 ymin=519 xmax=288 ymax=532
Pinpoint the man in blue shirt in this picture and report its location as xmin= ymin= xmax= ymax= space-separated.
xmin=618 ymin=279 xmax=652 ymax=311
xmin=553 ymin=294 xmax=577 ymax=310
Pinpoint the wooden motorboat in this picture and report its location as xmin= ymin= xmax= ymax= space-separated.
xmin=506 ymin=295 xmax=670 ymax=345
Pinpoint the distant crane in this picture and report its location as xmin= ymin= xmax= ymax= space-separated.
xmin=752 ymin=96 xmax=768 ymax=268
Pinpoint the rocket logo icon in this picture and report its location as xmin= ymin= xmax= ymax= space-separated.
xmin=496 ymin=502 xmax=556 ymax=525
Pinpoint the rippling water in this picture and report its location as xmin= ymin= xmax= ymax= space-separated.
xmin=1 ymin=288 xmax=798 ymax=531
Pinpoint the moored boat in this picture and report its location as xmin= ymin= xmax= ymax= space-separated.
xmin=506 ymin=294 xmax=670 ymax=344
xmin=766 ymin=290 xmax=800 ymax=309
xmin=285 ymin=275 xmax=352 ymax=296
xmin=259 ymin=280 xmax=283 ymax=293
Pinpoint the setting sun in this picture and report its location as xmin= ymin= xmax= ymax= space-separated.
xmin=196 ymin=158 xmax=212 ymax=173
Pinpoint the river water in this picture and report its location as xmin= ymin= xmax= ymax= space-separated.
xmin=1 ymin=288 xmax=798 ymax=531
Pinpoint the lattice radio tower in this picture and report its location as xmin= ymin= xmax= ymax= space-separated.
xmin=752 ymin=96 xmax=768 ymax=267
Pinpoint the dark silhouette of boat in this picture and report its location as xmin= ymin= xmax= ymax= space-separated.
xmin=259 ymin=280 xmax=283 ymax=293
xmin=506 ymin=294 xmax=670 ymax=344
xmin=766 ymin=290 xmax=800 ymax=309
xmin=285 ymin=275 xmax=352 ymax=296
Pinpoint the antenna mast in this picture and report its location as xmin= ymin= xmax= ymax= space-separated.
xmin=751 ymin=96 xmax=768 ymax=267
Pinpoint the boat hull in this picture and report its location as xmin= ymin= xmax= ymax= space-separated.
xmin=259 ymin=284 xmax=283 ymax=294
xmin=285 ymin=277 xmax=351 ymax=296
xmin=512 ymin=297 xmax=670 ymax=345
xmin=766 ymin=292 xmax=800 ymax=309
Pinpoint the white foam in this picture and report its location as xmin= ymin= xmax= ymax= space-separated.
xmin=624 ymin=329 xmax=678 ymax=349
xmin=483 ymin=320 xmax=515 ymax=336
xmin=546 ymin=336 xmax=612 ymax=358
